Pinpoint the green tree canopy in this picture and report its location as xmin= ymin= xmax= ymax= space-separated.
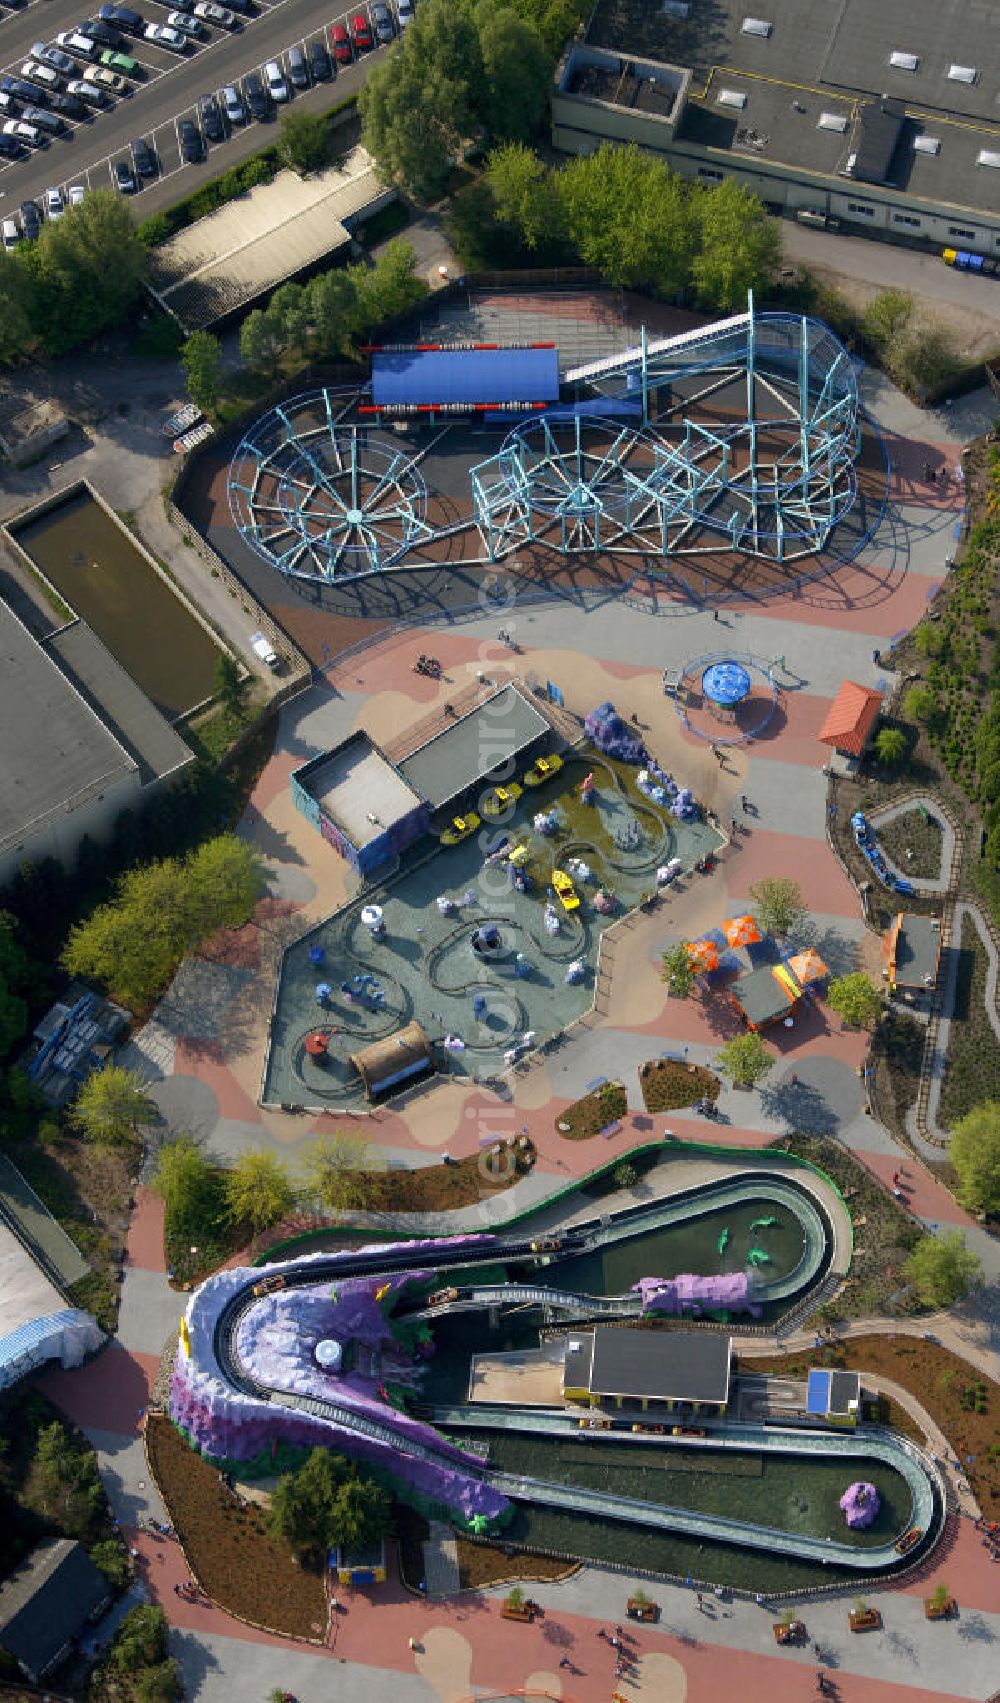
xmin=691 ymin=178 xmax=781 ymax=311
xmin=270 ymin=1449 xmax=391 ymax=1559
xmin=309 ymin=268 xmax=362 ymax=358
xmin=181 ymin=330 xmax=222 ymax=414
xmin=300 ymin=1131 xmax=387 ymax=1216
xmin=714 ymin=1031 xmax=773 ymax=1088
xmin=904 ymin=1230 xmax=983 ymax=1307
xmin=748 ymin=877 xmax=806 ymax=938
xmin=27 ymin=1422 xmax=104 ymax=1539
xmin=278 ymin=110 xmax=332 ymax=175
xmin=485 ymin=141 xmax=554 ymax=251
xmin=239 ymin=307 xmax=286 ymax=376
xmin=24 ymin=190 xmax=148 ymax=355
xmin=860 ymin=289 xmax=913 ymax=351
xmin=354 ymin=239 xmax=429 ymax=329
xmin=949 ymin=1101 xmax=1000 ymax=1216
xmin=874 ymin=726 xmax=908 ymax=767
xmin=214 ymin=652 xmax=246 ymax=718
xmin=660 ymin=942 xmax=695 ymax=998
xmin=184 ymin=835 xmax=263 ymax=939
xmin=114 ymin=1605 xmax=170 ymax=1674
xmin=224 ymin=1150 xmax=296 ymax=1236
xmin=502 ymin=0 xmax=588 ymax=54
xmin=360 ymin=0 xmax=486 ymax=198
xmin=70 ymin=1065 xmax=157 ymax=1146
xmin=826 ymin=972 xmax=882 ymax=1029
xmin=0 ymin=248 xmax=36 ymax=365
xmin=476 ymin=0 xmax=553 ymax=142
xmin=151 ymin=1135 xmax=221 ymax=1247
xmin=558 ymin=144 xmax=695 ymax=295
xmin=0 ymin=910 xmax=29 ymax=1062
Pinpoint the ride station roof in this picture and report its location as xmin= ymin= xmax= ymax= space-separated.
xmin=369 ymin=343 xmax=560 ymax=409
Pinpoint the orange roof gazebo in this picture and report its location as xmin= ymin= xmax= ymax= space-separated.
xmin=818 ymin=681 xmax=883 ymax=757
xmin=723 ymin=914 xmax=762 ymax=948
xmin=686 ymin=939 xmax=719 ymax=972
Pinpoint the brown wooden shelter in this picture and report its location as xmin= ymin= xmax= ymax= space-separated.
xmin=348 ymin=1021 xmax=434 ymax=1100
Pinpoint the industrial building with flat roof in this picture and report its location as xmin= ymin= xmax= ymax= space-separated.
xmin=558 ymin=0 xmax=1000 ymax=254
xmin=884 ymin=911 xmax=943 ymax=992
xmin=564 ymin=1325 xmax=733 ymax=1412
xmin=398 ymin=684 xmax=552 ymax=813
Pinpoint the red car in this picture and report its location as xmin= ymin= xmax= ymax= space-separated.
xmin=350 ymin=9 xmax=373 ymax=49
xmin=330 ymin=22 xmax=352 ymax=61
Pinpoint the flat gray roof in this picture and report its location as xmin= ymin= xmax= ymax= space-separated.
xmin=892 ymin=913 xmax=943 ymax=988
xmin=589 ymin=1325 xmax=732 ymax=1404
xmin=0 ymin=600 xmax=135 ymax=861
xmin=591 ymin=0 xmax=1000 ymax=218
xmin=399 ymin=685 xmax=551 ymax=812
xmin=298 ymin=732 xmax=423 ymax=851
xmin=44 ymin=624 xmax=193 ymax=786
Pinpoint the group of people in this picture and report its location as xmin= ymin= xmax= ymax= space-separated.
xmin=597 ymin=1622 xmax=636 ymax=1682
xmin=975 ymin=1516 xmax=1000 ymax=1561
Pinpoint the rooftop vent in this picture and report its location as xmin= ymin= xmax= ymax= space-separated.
xmin=977 ymin=149 xmax=1000 ymax=168
xmin=889 ymin=51 xmax=919 ymax=72
xmin=717 ymin=88 xmax=748 ymax=109
xmin=948 ymin=64 xmax=977 ymax=84
xmin=818 ymin=111 xmax=849 ymax=132
xmin=913 ymin=135 xmax=941 ymax=155
xmin=741 ymin=16 xmax=772 ymax=36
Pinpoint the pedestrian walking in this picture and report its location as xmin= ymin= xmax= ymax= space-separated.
xmin=741 ymin=794 xmax=749 ymax=811
xmin=732 ymin=817 xmax=739 ymax=835
xmin=713 ymin=608 xmax=719 ymax=621
xmin=559 ymin=1655 xmax=571 ymax=1669
xmin=696 ymin=1592 xmax=704 ymax=1611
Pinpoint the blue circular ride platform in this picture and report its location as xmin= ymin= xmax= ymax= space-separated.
xmin=702 ymin=661 xmax=751 ymax=707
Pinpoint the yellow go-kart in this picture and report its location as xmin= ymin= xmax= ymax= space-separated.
xmin=440 ymin=811 xmax=481 ymax=847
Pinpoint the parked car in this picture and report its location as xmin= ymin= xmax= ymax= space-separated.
xmin=68 ymin=182 xmax=86 ymax=204
xmin=20 ymin=60 xmax=63 ymax=90
xmin=2 ymin=216 xmax=21 ymax=251
xmin=286 ymin=43 xmax=309 ymax=88
xmin=308 ymin=38 xmax=332 ymax=79
xmin=55 ymin=30 xmax=99 ymax=57
xmin=223 ymin=0 xmax=252 ymax=14
xmin=242 ymin=69 xmax=269 ymax=118
xmin=2 ymin=76 xmax=49 ymax=102
xmin=31 ymin=42 xmax=78 ymax=75
xmin=79 ymin=19 xmax=124 ymax=47
xmin=49 ymin=89 xmax=89 ymax=118
xmin=371 ymin=2 xmax=393 ymax=42
xmin=21 ymin=105 xmax=67 ymax=134
xmin=131 ymin=135 xmax=157 ymax=173
xmin=350 ymin=10 xmax=373 ymax=50
xmin=45 ymin=187 xmax=66 ymax=219
xmin=396 ymin=0 xmax=414 ymax=27
xmin=199 ymin=93 xmax=225 ymax=140
xmin=99 ymin=4 xmax=146 ymax=34
xmin=263 ymin=59 xmax=289 ymax=102
xmin=178 ymin=115 xmax=203 ymax=160
xmin=0 ymin=92 xmax=21 ymax=116
xmin=67 ymin=77 xmax=110 ymax=105
xmin=221 ymin=82 xmax=246 ymax=123
xmin=101 ymin=49 xmax=141 ymax=75
xmin=166 ymin=11 xmax=205 ymax=36
xmin=2 ymin=118 xmax=45 ymax=146
xmin=20 ymin=199 xmax=42 ymax=238
xmin=114 ymin=158 xmax=137 ymax=191
xmin=84 ymin=64 xmax=129 ymax=93
xmin=143 ymin=21 xmax=187 ymax=48
xmin=193 ymin=0 xmax=235 ymax=23
xmin=0 ymin=134 xmax=25 ymax=160
xmin=329 ymin=22 xmax=352 ymax=62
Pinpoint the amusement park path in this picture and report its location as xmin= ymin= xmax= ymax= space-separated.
xmin=24 ymin=335 xmax=1000 ymax=1698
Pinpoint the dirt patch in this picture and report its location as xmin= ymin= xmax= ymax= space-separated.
xmin=456 ymin=1538 xmax=578 ymax=1589
xmin=745 ymin=1336 xmax=1000 ymax=1514
xmin=640 ymin=1058 xmax=719 ymax=1112
xmin=876 ymin=808 xmax=944 ymax=882
xmin=145 ymin=1414 xmax=327 ymax=1638
xmin=556 ymin=1082 xmax=627 ymax=1139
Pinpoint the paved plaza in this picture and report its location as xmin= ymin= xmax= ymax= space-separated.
xmin=27 ymin=343 xmax=1000 ymax=1701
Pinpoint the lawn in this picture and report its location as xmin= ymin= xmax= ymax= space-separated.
xmin=556 ymin=1081 xmax=628 ymax=1139
xmin=145 ymin=1415 xmax=327 ymax=1638
xmin=747 ymin=1336 xmax=1000 ymax=1515
xmin=640 ymin=1058 xmax=719 ymax=1112
xmin=938 ymin=911 xmax=1000 ymax=1129
xmin=877 ymin=807 xmax=944 ymax=882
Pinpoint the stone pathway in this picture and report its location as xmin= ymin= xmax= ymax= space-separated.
xmin=421 ymin=1522 xmax=461 ymax=1599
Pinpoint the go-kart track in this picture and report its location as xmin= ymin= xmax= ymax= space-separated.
xmin=174 ymin=1180 xmax=945 ymax=1574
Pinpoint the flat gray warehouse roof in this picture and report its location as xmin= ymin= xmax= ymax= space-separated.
xmin=44 ymin=624 xmax=192 ymax=786
xmin=399 ymin=685 xmax=551 ymax=812
xmin=0 ymin=601 xmax=135 ymax=862
xmin=590 ymin=1325 xmax=732 ymax=1404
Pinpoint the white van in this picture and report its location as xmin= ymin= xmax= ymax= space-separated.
xmin=795 ymin=207 xmax=840 ymax=231
xmin=250 ymin=632 xmax=279 ymax=670
xmin=1 ymin=217 xmax=20 ymax=251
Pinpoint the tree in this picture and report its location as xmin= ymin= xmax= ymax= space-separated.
xmin=0 ymin=248 xmax=36 ymax=365
xmin=270 ymin=281 xmax=311 ymax=361
xmin=28 ymin=1422 xmax=104 ymax=1539
xmin=309 ymin=268 xmax=361 ymax=358
xmin=151 ymin=1135 xmax=220 ymax=1242
xmin=214 ymin=652 xmax=246 ymax=718
xmin=486 ymin=142 xmax=553 ymax=251
xmin=477 ymin=1 xmax=553 ymax=143
xmin=714 ymin=1031 xmax=773 ymax=1088
xmin=861 ymin=289 xmax=913 ymax=351
xmin=0 ymin=910 xmax=29 ymax=1061
xmin=949 ymin=1101 xmax=1000 ymax=1216
xmin=747 ymin=877 xmax=805 ymax=939
xmin=691 ymin=178 xmax=781 ymax=312
xmin=91 ymin=1538 xmax=132 ymax=1590
xmin=181 ymin=330 xmax=222 ymax=414
xmin=135 ymin=1661 xmax=182 ymax=1703
xmin=558 ymin=144 xmax=696 ymax=295
xmin=354 ymin=239 xmax=429 ymax=330
xmin=329 ymin=1475 xmax=392 ymax=1549
xmin=278 ymin=110 xmax=331 ymax=175
xmin=184 ymin=835 xmax=262 ymax=939
xmin=25 ymin=190 xmax=148 ymax=355
xmin=896 ymin=322 xmax=959 ymax=396
xmin=114 ymin=1605 xmax=169 ymax=1674
xmin=70 ymin=1065 xmax=156 ymax=1145
xmin=359 ymin=0 xmax=486 ymax=198
xmin=874 ymin=726 xmax=908 ymax=767
xmin=827 ymin=972 xmax=882 ymax=1029
xmin=270 ymin=1448 xmax=390 ymax=1559
xmin=224 ymin=1150 xmax=295 ymax=1236
xmin=903 ymin=684 xmax=939 ymax=727
xmin=502 ymin=0 xmax=588 ymax=55
xmin=240 ymin=306 xmax=285 ymax=376
xmin=613 ymin=1161 xmax=638 ymax=1189
xmin=904 ymin=1230 xmax=983 ymax=1307
xmin=660 ymin=942 xmax=695 ymax=998
xmin=300 ymin=1131 xmax=387 ymax=1215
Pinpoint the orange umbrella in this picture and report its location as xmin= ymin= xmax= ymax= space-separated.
xmin=686 ymin=939 xmax=719 ymax=972
xmin=787 ymin=948 xmax=829 ymax=985
xmin=724 ymin=914 xmax=762 ymax=948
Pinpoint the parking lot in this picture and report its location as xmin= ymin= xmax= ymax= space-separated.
xmin=0 ymin=0 xmax=395 ymax=220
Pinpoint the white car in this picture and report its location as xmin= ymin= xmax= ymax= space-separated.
xmin=67 ymin=78 xmax=109 ymax=105
xmin=1 ymin=216 xmax=20 ymax=251
xmin=45 ymin=186 xmax=66 ymax=219
xmin=264 ymin=59 xmax=289 ymax=102
xmin=166 ymin=11 xmax=205 ymax=37
xmin=56 ymin=31 xmax=99 ymax=57
xmin=21 ymin=60 xmax=62 ymax=89
xmin=68 ymin=183 xmax=86 ymax=206
xmin=194 ymin=1 xmax=235 ymax=24
xmin=144 ymin=21 xmax=188 ymax=49
xmin=396 ymin=0 xmax=414 ymax=24
xmin=2 ymin=118 xmax=44 ymax=147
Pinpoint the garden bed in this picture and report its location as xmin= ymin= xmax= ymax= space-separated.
xmin=455 ymin=1538 xmax=576 ymax=1590
xmin=937 ymin=911 xmax=1000 ymax=1129
xmin=876 ymin=808 xmax=944 ymax=882
xmin=640 ymin=1058 xmax=719 ymax=1112
xmin=746 ymin=1335 xmax=1000 ymax=1514
xmin=556 ymin=1082 xmax=628 ymax=1139
xmin=145 ymin=1414 xmax=327 ymax=1638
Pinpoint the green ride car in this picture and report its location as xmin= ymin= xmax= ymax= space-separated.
xmin=100 ymin=48 xmax=139 ymax=75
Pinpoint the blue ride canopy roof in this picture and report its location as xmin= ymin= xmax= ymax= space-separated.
xmin=702 ymin=661 xmax=751 ymax=706
xmin=371 ymin=345 xmax=560 ymax=408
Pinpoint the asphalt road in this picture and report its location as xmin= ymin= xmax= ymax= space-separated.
xmin=0 ymin=0 xmax=389 ymax=218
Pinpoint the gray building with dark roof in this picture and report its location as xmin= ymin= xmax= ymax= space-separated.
xmin=563 ymin=1326 xmax=732 ymax=1412
xmin=554 ymin=0 xmax=1000 ymax=255
xmin=0 ymin=1539 xmax=112 ymax=1682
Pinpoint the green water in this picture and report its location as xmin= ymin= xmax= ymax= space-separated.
xmin=545 ymin=1198 xmax=806 ymax=1293
xmin=12 ymin=489 xmax=221 ymax=720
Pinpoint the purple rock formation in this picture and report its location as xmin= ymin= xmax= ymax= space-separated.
xmin=840 ymin=1481 xmax=880 ymax=1529
xmin=634 ymin=1272 xmax=758 ymax=1316
xmin=584 ymin=702 xmax=646 ymax=765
